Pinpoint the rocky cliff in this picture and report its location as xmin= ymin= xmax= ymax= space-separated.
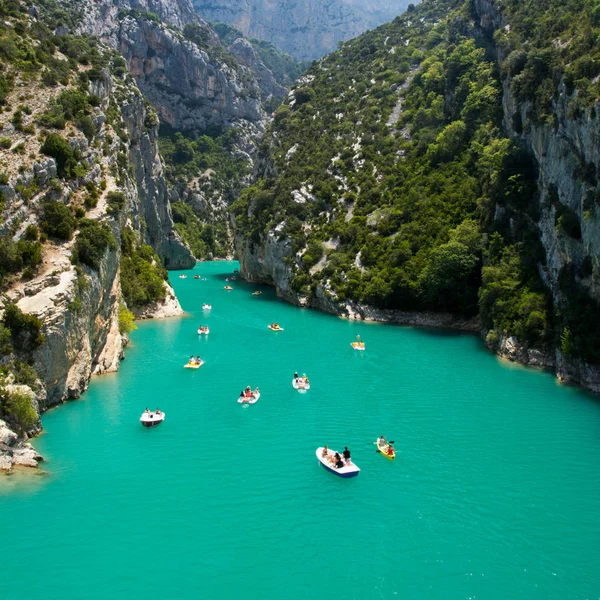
xmin=192 ymin=0 xmax=413 ymax=60
xmin=75 ymin=0 xmax=265 ymax=136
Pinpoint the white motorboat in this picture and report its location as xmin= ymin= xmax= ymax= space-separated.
xmin=237 ymin=392 xmax=260 ymax=404
xmin=140 ymin=410 xmax=165 ymax=428
xmin=292 ymin=378 xmax=310 ymax=392
xmin=316 ymin=447 xmax=359 ymax=478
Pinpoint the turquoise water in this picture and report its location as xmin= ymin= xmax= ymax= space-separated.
xmin=2 ymin=261 xmax=600 ymax=599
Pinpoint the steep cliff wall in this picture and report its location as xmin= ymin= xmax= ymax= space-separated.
xmin=192 ymin=0 xmax=413 ymax=60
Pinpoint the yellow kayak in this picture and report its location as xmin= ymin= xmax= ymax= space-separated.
xmin=184 ymin=360 xmax=204 ymax=369
xmin=377 ymin=438 xmax=395 ymax=460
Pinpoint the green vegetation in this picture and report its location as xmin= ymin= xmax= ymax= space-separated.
xmin=118 ymin=304 xmax=136 ymax=334
xmin=1 ymin=303 xmax=45 ymax=353
xmin=0 ymin=233 xmax=43 ymax=287
xmin=0 ymin=386 xmax=38 ymax=432
xmin=120 ymin=226 xmax=168 ymax=308
xmin=73 ymin=219 xmax=116 ymax=270
xmin=40 ymin=133 xmax=85 ymax=179
xmin=233 ymin=0 xmax=600 ymax=362
xmin=40 ymin=200 xmax=76 ymax=241
xmin=171 ymin=201 xmax=227 ymax=258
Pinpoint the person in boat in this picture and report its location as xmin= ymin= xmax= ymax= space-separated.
xmin=379 ymin=435 xmax=387 ymax=447
xmin=343 ymin=447 xmax=351 ymax=462
xmin=333 ymin=452 xmax=344 ymax=468
xmin=322 ymin=445 xmax=329 ymax=458
xmin=195 ymin=356 xmax=202 ymax=365
xmin=302 ymin=373 xmax=308 ymax=383
xmin=245 ymin=386 xmax=252 ymax=398
xmin=156 ymin=408 xmax=161 ymax=414
xmin=253 ymin=387 xmax=259 ymax=397
xmin=294 ymin=372 xmax=299 ymax=381
xmin=239 ymin=391 xmax=245 ymax=399
xmin=145 ymin=407 xmax=150 ymax=414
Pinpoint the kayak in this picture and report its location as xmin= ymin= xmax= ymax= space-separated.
xmin=292 ymin=379 xmax=310 ymax=391
xmin=238 ymin=392 xmax=260 ymax=404
xmin=197 ymin=327 xmax=210 ymax=335
xmin=268 ymin=325 xmax=284 ymax=331
xmin=184 ymin=360 xmax=204 ymax=369
xmin=376 ymin=438 xmax=395 ymax=460
xmin=316 ymin=447 xmax=360 ymax=478
xmin=351 ymin=342 xmax=365 ymax=351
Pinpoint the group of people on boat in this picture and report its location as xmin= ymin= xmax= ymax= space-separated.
xmin=321 ymin=445 xmax=352 ymax=469
xmin=269 ymin=322 xmax=283 ymax=330
xmin=239 ymin=386 xmax=260 ymax=400
xmin=198 ymin=326 xmax=209 ymax=334
xmin=378 ymin=435 xmax=395 ymax=456
xmin=144 ymin=408 xmax=161 ymax=415
xmin=293 ymin=372 xmax=309 ymax=385
xmin=188 ymin=355 xmax=203 ymax=366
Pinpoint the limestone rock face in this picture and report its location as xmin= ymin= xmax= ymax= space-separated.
xmin=192 ymin=0 xmax=413 ymax=60
xmin=77 ymin=0 xmax=265 ymax=135
xmin=0 ymin=420 xmax=43 ymax=471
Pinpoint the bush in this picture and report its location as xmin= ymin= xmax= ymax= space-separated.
xmin=40 ymin=200 xmax=76 ymax=240
xmin=1 ymin=303 xmax=45 ymax=352
xmin=40 ymin=133 xmax=79 ymax=178
xmin=73 ymin=219 xmax=116 ymax=270
xmin=106 ymin=191 xmax=126 ymax=215
xmin=118 ymin=304 xmax=136 ymax=334
xmin=0 ymin=387 xmax=38 ymax=432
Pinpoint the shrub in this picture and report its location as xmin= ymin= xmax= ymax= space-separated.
xmin=73 ymin=219 xmax=115 ymax=270
xmin=1 ymin=303 xmax=45 ymax=352
xmin=0 ymin=387 xmax=38 ymax=432
xmin=40 ymin=133 xmax=79 ymax=178
xmin=106 ymin=191 xmax=126 ymax=215
xmin=40 ymin=200 xmax=76 ymax=240
xmin=0 ymin=137 xmax=11 ymax=149
xmin=118 ymin=304 xmax=136 ymax=334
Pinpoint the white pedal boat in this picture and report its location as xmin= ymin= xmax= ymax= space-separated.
xmin=292 ymin=379 xmax=310 ymax=392
xmin=140 ymin=410 xmax=165 ymax=428
xmin=197 ymin=327 xmax=210 ymax=335
xmin=238 ymin=392 xmax=260 ymax=404
xmin=316 ymin=447 xmax=360 ymax=478
xmin=202 ymin=304 xmax=212 ymax=310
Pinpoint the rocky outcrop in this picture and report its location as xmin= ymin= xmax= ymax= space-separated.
xmin=192 ymin=0 xmax=413 ymax=60
xmin=76 ymin=0 xmax=265 ymax=136
xmin=228 ymin=38 xmax=286 ymax=103
xmin=132 ymin=281 xmax=184 ymax=319
xmin=0 ymin=420 xmax=43 ymax=471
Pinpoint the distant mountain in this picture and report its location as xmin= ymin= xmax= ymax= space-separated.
xmin=191 ymin=0 xmax=414 ymax=60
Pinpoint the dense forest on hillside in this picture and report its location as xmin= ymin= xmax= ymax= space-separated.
xmin=232 ymin=0 xmax=600 ymax=364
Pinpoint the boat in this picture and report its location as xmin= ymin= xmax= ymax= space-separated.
xmin=197 ymin=326 xmax=210 ymax=335
xmin=351 ymin=341 xmax=365 ymax=351
xmin=194 ymin=275 xmax=201 ymax=279
xmin=237 ymin=391 xmax=260 ymax=404
xmin=316 ymin=447 xmax=360 ymax=478
xmin=376 ymin=438 xmax=395 ymax=460
xmin=268 ymin=324 xmax=284 ymax=331
xmin=140 ymin=410 xmax=165 ymax=428
xmin=224 ymin=285 xmax=233 ymax=291
xmin=292 ymin=377 xmax=310 ymax=392
xmin=179 ymin=274 xmax=187 ymax=279
xmin=202 ymin=303 xmax=212 ymax=310
xmin=184 ymin=359 xmax=204 ymax=369
xmin=252 ymin=291 xmax=262 ymax=296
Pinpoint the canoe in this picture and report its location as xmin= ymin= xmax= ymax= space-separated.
xmin=316 ymin=447 xmax=359 ymax=478
xmin=351 ymin=342 xmax=365 ymax=351
xmin=292 ymin=379 xmax=310 ymax=391
xmin=140 ymin=411 xmax=165 ymax=428
xmin=376 ymin=438 xmax=395 ymax=460
xmin=238 ymin=392 xmax=260 ymax=404
xmin=197 ymin=327 xmax=210 ymax=335
xmin=268 ymin=325 xmax=284 ymax=331
xmin=184 ymin=360 xmax=204 ymax=369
